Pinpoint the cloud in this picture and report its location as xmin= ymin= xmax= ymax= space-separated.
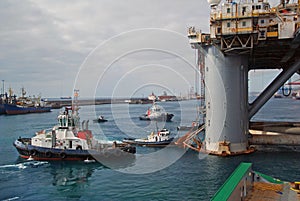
xmin=74 ymin=28 xmax=198 ymax=98
xmin=0 ymin=0 xmax=209 ymax=97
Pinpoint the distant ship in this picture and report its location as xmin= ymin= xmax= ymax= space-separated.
xmin=148 ymin=92 xmax=157 ymax=101
xmin=60 ymin=96 xmax=72 ymax=99
xmin=4 ymin=103 xmax=51 ymax=115
xmin=158 ymin=91 xmax=177 ymax=102
xmin=0 ymin=87 xmax=17 ymax=115
xmin=1 ymin=87 xmax=51 ymax=115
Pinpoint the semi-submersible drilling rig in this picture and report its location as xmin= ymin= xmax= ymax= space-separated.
xmin=184 ymin=0 xmax=300 ymax=155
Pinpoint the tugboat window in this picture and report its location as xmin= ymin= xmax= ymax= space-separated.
xmin=62 ymin=117 xmax=66 ymax=127
xmin=242 ymin=7 xmax=246 ymax=15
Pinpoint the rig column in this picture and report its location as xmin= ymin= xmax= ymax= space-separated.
xmin=203 ymin=46 xmax=250 ymax=155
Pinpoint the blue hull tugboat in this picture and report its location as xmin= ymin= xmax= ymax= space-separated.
xmin=13 ymin=91 xmax=135 ymax=162
xmin=123 ymin=128 xmax=174 ymax=147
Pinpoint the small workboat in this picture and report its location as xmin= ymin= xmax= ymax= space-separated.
xmin=122 ymin=128 xmax=174 ymax=147
xmin=93 ymin=115 xmax=108 ymax=123
xmin=139 ymin=102 xmax=174 ymax=122
xmin=13 ymin=91 xmax=135 ymax=162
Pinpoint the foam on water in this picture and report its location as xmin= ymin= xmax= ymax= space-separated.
xmin=2 ymin=197 xmax=20 ymax=201
xmin=0 ymin=161 xmax=49 ymax=171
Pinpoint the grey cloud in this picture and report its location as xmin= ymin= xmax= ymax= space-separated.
xmin=1 ymin=0 xmax=209 ymax=97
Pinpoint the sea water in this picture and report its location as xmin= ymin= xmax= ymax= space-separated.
xmin=0 ymin=99 xmax=300 ymax=201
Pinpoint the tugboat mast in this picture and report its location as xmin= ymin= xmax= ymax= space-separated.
xmin=72 ymin=89 xmax=79 ymax=116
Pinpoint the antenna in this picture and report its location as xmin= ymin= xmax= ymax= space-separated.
xmin=1 ymin=80 xmax=4 ymax=95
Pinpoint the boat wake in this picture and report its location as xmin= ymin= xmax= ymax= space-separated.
xmin=2 ymin=197 xmax=20 ymax=201
xmin=0 ymin=161 xmax=49 ymax=171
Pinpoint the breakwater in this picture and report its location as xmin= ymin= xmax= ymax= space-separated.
xmin=45 ymin=98 xmax=154 ymax=108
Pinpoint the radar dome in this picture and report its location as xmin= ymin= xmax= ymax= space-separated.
xmin=207 ymin=0 xmax=221 ymax=6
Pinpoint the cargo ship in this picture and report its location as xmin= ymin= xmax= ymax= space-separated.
xmin=4 ymin=103 xmax=51 ymax=115
xmin=1 ymin=87 xmax=51 ymax=115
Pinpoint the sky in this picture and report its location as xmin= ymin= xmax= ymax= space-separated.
xmin=0 ymin=0 xmax=295 ymax=98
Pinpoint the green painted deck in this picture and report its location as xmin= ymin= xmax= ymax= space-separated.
xmin=211 ymin=162 xmax=252 ymax=201
xmin=254 ymin=171 xmax=283 ymax=184
xmin=211 ymin=162 xmax=300 ymax=201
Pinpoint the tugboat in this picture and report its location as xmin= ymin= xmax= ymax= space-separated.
xmin=93 ymin=115 xmax=108 ymax=123
xmin=122 ymin=128 xmax=174 ymax=147
xmin=139 ymin=102 xmax=174 ymax=122
xmin=13 ymin=91 xmax=135 ymax=161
